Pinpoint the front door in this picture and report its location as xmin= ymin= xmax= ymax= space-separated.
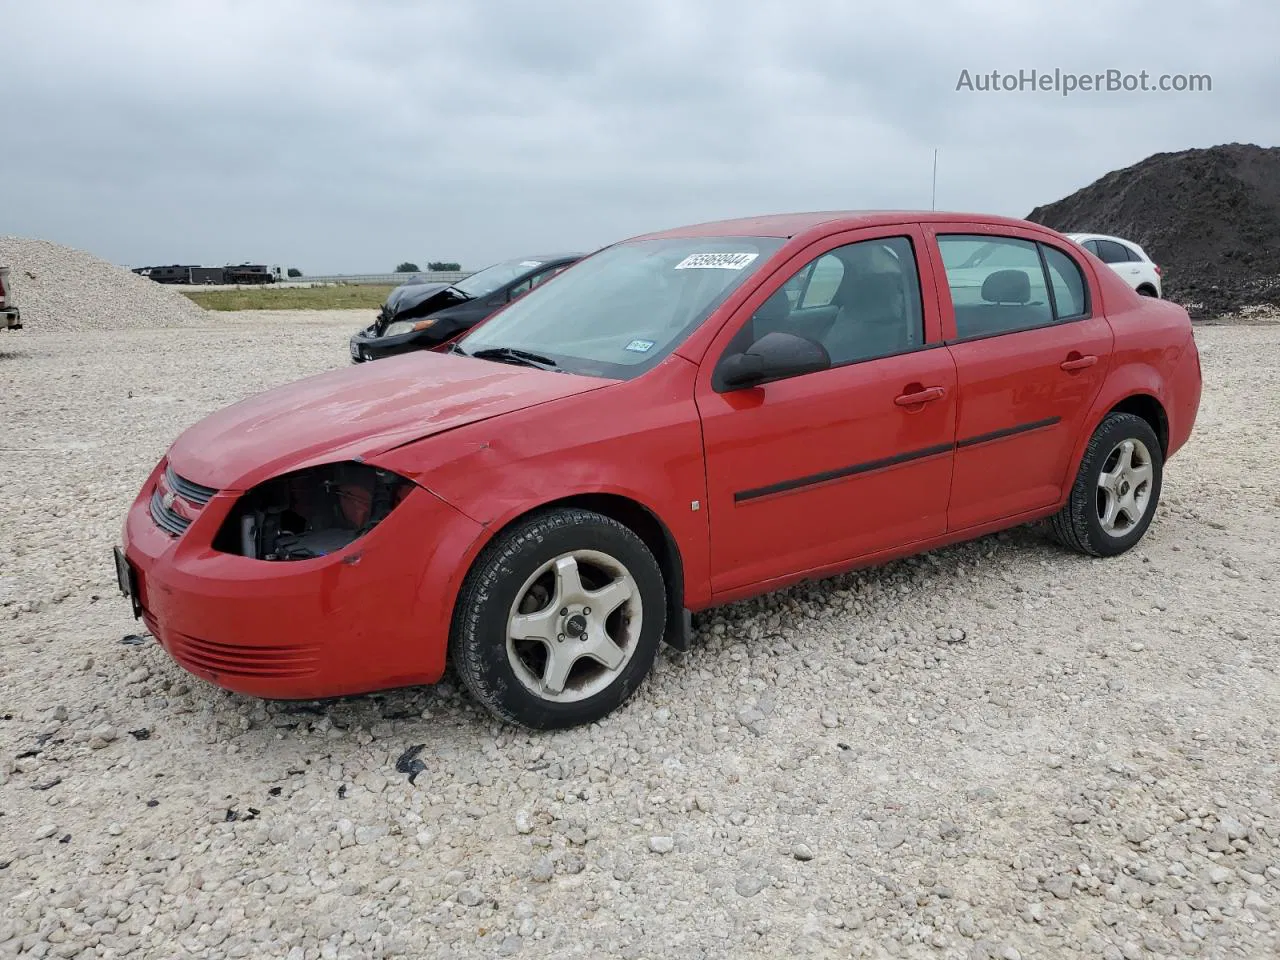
xmin=924 ymin=225 xmax=1114 ymax=530
xmin=695 ymin=226 xmax=958 ymax=595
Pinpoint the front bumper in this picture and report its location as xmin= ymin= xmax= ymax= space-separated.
xmin=349 ymin=325 xmax=447 ymax=363
xmin=119 ymin=464 xmax=485 ymax=699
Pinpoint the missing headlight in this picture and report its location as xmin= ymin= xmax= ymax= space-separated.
xmin=213 ymin=462 xmax=413 ymax=561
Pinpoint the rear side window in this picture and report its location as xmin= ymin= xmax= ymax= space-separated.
xmin=937 ymin=236 xmax=1052 ymax=339
xmin=1094 ymin=239 xmax=1131 ymax=264
xmin=937 ymin=235 xmax=1090 ymax=339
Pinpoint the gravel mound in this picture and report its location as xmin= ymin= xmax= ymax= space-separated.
xmin=0 ymin=237 xmax=207 ymax=332
xmin=1027 ymin=142 xmax=1280 ymax=318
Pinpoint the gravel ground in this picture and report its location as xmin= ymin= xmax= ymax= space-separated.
xmin=2 ymin=310 xmax=1278 ymax=960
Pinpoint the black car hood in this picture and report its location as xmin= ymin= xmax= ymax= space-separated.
xmin=379 ymin=281 xmax=472 ymax=326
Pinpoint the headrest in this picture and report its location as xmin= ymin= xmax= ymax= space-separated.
xmin=982 ymin=269 xmax=1030 ymax=304
xmin=857 ymin=272 xmax=903 ymax=307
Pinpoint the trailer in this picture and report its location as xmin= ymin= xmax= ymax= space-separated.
xmin=133 ymin=263 xmax=282 ymax=285
xmin=222 ymin=264 xmax=278 ymax=285
xmin=1 ymin=266 xmax=21 ymax=330
xmin=133 ymin=264 xmax=199 ymax=284
xmin=189 ymin=266 xmax=226 ymax=285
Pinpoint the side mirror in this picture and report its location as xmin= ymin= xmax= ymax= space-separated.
xmin=717 ymin=331 xmax=831 ymax=391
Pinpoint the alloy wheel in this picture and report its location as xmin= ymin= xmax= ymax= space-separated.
xmin=1096 ymin=437 xmax=1154 ymax=537
xmin=505 ymin=549 xmax=643 ymax=703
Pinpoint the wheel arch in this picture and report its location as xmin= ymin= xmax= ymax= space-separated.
xmin=454 ymin=492 xmax=690 ymax=653
xmin=1107 ymin=392 xmax=1169 ymax=456
xmin=1136 ymin=282 xmax=1159 ymax=297
xmin=1063 ymin=367 xmax=1172 ymax=508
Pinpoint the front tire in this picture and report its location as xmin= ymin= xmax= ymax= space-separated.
xmin=1051 ymin=412 xmax=1163 ymax=557
xmin=450 ymin=508 xmax=667 ymax=729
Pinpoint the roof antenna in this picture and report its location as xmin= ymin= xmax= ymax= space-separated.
xmin=931 ymin=148 xmax=939 ymax=211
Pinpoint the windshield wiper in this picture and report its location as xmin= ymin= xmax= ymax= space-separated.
xmin=466 ymin=346 xmax=558 ymax=370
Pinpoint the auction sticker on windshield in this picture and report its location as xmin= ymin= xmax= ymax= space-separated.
xmin=674 ymin=252 xmax=759 ymax=270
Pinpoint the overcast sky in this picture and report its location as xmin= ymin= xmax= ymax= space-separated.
xmin=3 ymin=0 xmax=1276 ymax=274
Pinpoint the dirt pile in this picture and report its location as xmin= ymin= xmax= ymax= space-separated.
xmin=1027 ymin=143 xmax=1280 ymax=318
xmin=0 ymin=237 xmax=207 ymax=332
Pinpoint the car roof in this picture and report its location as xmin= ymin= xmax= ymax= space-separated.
xmin=626 ymin=210 xmax=1045 ymax=241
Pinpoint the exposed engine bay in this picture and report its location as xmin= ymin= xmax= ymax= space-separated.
xmin=214 ymin=462 xmax=412 ymax=561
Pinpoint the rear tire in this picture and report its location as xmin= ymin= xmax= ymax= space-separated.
xmin=1137 ymin=285 xmax=1158 ymax=297
xmin=1050 ymin=412 xmax=1163 ymax=557
xmin=450 ymin=508 xmax=666 ymax=729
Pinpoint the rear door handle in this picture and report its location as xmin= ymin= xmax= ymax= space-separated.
xmin=894 ymin=386 xmax=947 ymax=406
xmin=1060 ymin=354 xmax=1098 ymax=372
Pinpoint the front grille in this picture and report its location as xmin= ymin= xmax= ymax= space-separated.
xmin=148 ymin=464 xmax=220 ymax=537
xmin=165 ymin=466 xmax=216 ymax=505
xmin=167 ymin=632 xmax=321 ymax=680
xmin=149 ymin=490 xmax=191 ymax=536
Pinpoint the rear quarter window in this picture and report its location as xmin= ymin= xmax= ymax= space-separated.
xmin=1041 ymin=245 xmax=1089 ymax=319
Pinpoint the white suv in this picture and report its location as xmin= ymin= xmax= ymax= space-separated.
xmin=1066 ymin=233 xmax=1162 ymax=298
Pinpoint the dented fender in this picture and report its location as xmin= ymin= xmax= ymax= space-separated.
xmin=365 ymin=357 xmax=714 ymax=610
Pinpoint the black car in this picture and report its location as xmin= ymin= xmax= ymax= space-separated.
xmin=349 ymin=253 xmax=582 ymax=362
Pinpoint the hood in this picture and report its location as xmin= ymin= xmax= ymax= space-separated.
xmin=166 ymin=351 xmax=607 ymax=490
xmin=380 ymin=281 xmax=470 ymax=325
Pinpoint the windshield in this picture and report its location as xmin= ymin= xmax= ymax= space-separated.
xmin=452 ymin=258 xmax=548 ymax=298
xmin=457 ymin=236 xmax=784 ymax=379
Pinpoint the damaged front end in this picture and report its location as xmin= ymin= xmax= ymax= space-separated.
xmin=378 ymin=283 xmax=469 ymax=333
xmin=213 ymin=462 xmax=414 ymax=561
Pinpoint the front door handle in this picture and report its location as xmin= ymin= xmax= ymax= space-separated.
xmin=1060 ymin=353 xmax=1098 ymax=372
xmin=894 ymin=385 xmax=947 ymax=406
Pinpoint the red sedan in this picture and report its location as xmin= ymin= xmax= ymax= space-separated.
xmin=116 ymin=212 xmax=1202 ymax=729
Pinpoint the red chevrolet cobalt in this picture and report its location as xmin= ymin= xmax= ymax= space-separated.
xmin=116 ymin=212 xmax=1202 ymax=728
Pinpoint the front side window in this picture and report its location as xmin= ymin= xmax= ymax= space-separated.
xmin=735 ymin=236 xmax=924 ymax=369
xmin=507 ymin=264 xmax=568 ymax=300
xmin=458 ymin=237 xmax=784 ymax=379
xmin=532 ymin=263 xmax=570 ymax=288
xmin=800 ymin=254 xmax=845 ymax=308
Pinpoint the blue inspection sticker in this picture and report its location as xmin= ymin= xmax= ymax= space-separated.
xmin=624 ymin=339 xmax=655 ymax=353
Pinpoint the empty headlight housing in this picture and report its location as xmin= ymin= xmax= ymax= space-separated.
xmin=213 ymin=462 xmax=413 ymax=561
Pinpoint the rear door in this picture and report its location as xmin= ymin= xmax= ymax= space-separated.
xmin=923 ymin=224 xmax=1113 ymax=531
xmin=696 ymin=225 xmax=958 ymax=594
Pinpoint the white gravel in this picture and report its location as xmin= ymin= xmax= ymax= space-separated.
xmin=0 ymin=238 xmax=206 ymax=332
xmin=2 ymin=310 xmax=1278 ymax=960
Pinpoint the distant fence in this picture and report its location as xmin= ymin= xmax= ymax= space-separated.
xmin=294 ymin=271 xmax=472 ymax=286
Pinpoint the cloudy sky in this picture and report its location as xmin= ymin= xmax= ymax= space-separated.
xmin=4 ymin=0 xmax=1275 ymax=274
